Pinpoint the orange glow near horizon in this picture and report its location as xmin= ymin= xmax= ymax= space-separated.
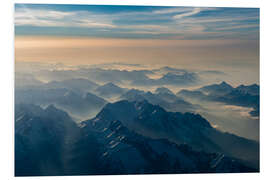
xmin=15 ymin=36 xmax=259 ymax=71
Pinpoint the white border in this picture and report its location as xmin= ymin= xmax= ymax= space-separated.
xmin=1 ymin=0 xmax=270 ymax=179
xmin=14 ymin=0 xmax=260 ymax=8
xmin=1 ymin=0 xmax=14 ymax=179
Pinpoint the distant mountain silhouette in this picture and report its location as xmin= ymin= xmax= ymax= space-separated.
xmin=177 ymin=82 xmax=260 ymax=117
xmin=158 ymin=72 xmax=198 ymax=85
xmin=44 ymin=78 xmax=99 ymax=95
xmin=157 ymin=66 xmax=188 ymax=74
xmin=120 ymin=89 xmax=197 ymax=113
xmin=131 ymin=72 xmax=199 ymax=86
xmin=235 ymin=84 xmax=259 ymax=96
xmin=177 ymin=89 xmax=208 ymax=100
xmin=199 ymin=81 xmax=234 ymax=96
xmin=155 ymin=87 xmax=174 ymax=95
xmin=15 ymin=88 xmax=107 ymax=119
xmin=94 ymin=82 xmax=127 ymax=99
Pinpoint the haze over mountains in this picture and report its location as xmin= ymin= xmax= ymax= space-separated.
xmin=90 ymin=100 xmax=258 ymax=167
xmin=15 ymin=62 xmax=228 ymax=88
xmin=14 ymin=4 xmax=260 ymax=176
xmin=177 ymin=81 xmax=259 ymax=117
xmin=15 ymin=102 xmax=258 ymax=176
xmin=15 ymin=62 xmax=260 ymax=175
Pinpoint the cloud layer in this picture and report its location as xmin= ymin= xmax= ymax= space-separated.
xmin=15 ymin=4 xmax=259 ymax=40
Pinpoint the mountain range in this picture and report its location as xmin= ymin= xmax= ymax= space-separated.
xmin=94 ymin=82 xmax=127 ymax=100
xmin=44 ymin=78 xmax=99 ymax=95
xmin=14 ymin=70 xmax=260 ymax=176
xmin=15 ymin=102 xmax=258 ymax=176
xmin=177 ymin=81 xmax=259 ymax=117
xmin=120 ymin=88 xmax=197 ymax=113
xmin=15 ymin=88 xmax=107 ymax=119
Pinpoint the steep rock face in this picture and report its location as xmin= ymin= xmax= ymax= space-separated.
xmin=15 ymin=101 xmax=258 ymax=176
xmin=89 ymin=100 xmax=259 ymax=169
xmin=92 ymin=100 xmax=211 ymax=139
xmin=79 ymin=117 xmax=255 ymax=174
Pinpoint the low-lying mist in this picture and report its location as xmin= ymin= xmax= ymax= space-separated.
xmin=15 ymin=61 xmax=259 ymax=141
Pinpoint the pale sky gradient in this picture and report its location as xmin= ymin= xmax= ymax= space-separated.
xmin=15 ymin=36 xmax=259 ymax=70
xmin=14 ymin=4 xmax=260 ymax=84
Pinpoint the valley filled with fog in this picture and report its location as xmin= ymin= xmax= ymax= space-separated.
xmin=15 ymin=61 xmax=260 ymax=176
xmin=14 ymin=4 xmax=260 ymax=176
xmin=16 ymin=61 xmax=259 ymax=140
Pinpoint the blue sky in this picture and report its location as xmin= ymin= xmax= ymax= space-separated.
xmin=14 ymin=3 xmax=260 ymax=84
xmin=15 ymin=4 xmax=259 ymax=40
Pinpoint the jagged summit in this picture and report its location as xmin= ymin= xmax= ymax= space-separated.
xmin=93 ymin=99 xmax=212 ymax=135
xmin=155 ymin=87 xmax=174 ymax=95
xmin=101 ymin=82 xmax=119 ymax=88
xmin=198 ymin=81 xmax=233 ymax=95
xmin=235 ymin=84 xmax=259 ymax=95
xmin=220 ymin=81 xmax=233 ymax=88
xmin=95 ymin=82 xmax=126 ymax=98
xmin=86 ymin=99 xmax=258 ymax=170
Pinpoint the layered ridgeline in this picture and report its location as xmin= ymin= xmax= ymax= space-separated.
xmin=15 ymin=87 xmax=107 ymax=120
xmin=94 ymin=82 xmax=127 ymax=100
xmin=15 ymin=100 xmax=258 ymax=176
xmin=87 ymin=100 xmax=259 ymax=168
xmin=177 ymin=82 xmax=259 ymax=117
xmin=119 ymin=88 xmax=197 ymax=113
xmin=15 ymin=79 xmax=199 ymax=120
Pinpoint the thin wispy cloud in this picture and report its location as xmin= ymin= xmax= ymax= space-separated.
xmin=173 ymin=7 xmax=203 ymax=19
xmin=214 ymin=24 xmax=259 ymax=31
xmin=15 ymin=8 xmax=116 ymax=28
xmin=15 ymin=5 xmax=259 ymax=40
xmin=153 ymin=7 xmax=193 ymax=15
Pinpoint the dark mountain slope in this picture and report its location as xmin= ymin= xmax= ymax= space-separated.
xmin=80 ymin=118 xmax=255 ymax=174
xmin=89 ymin=100 xmax=259 ymax=169
xmin=15 ymin=103 xmax=257 ymax=176
xmin=15 ymin=104 xmax=82 ymax=176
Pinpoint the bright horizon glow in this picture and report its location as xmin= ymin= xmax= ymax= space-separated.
xmin=15 ymin=35 xmax=259 ymax=69
xmin=14 ymin=4 xmax=260 ymax=85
